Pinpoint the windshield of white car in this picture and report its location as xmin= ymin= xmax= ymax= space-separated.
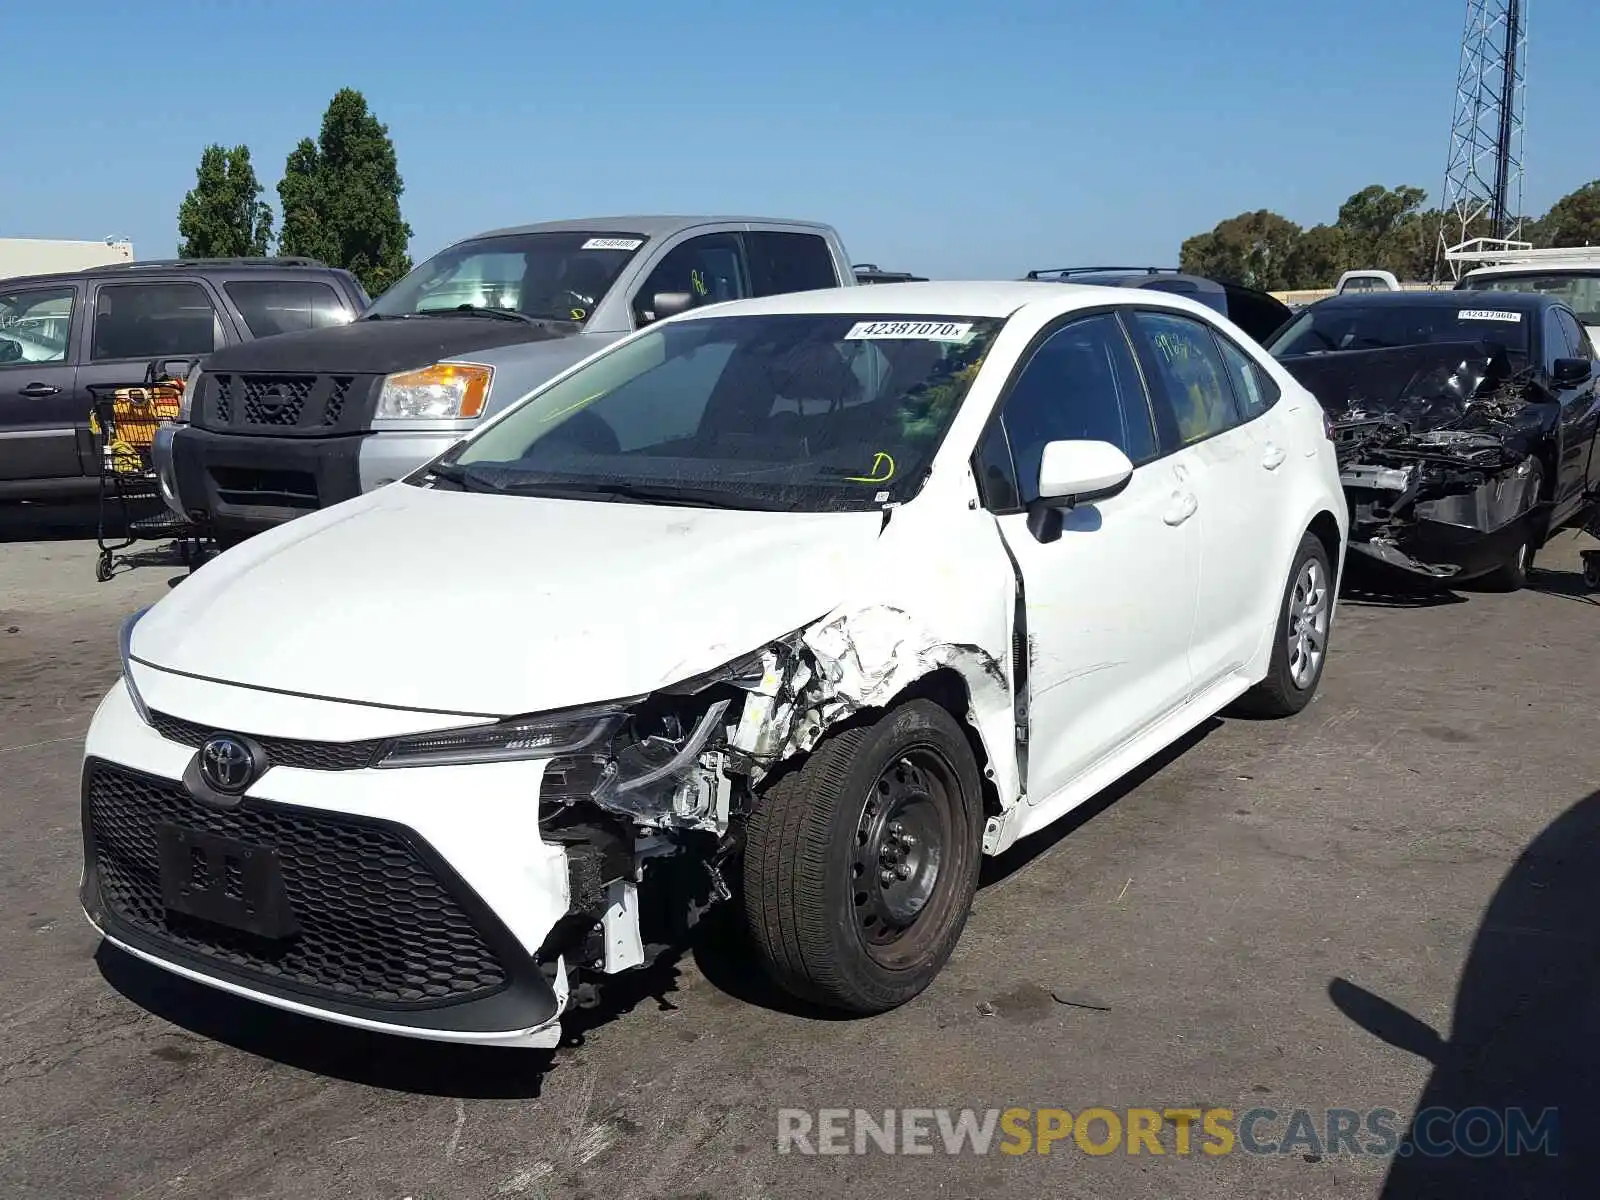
xmin=364 ymin=231 xmax=648 ymax=323
xmin=1267 ymin=302 xmax=1532 ymax=361
xmin=430 ymin=312 xmax=1003 ymax=513
xmin=1457 ymin=272 xmax=1600 ymax=324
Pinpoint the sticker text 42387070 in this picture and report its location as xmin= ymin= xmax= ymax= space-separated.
xmin=844 ymin=320 xmax=975 ymax=343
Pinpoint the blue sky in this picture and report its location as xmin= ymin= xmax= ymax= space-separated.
xmin=8 ymin=0 xmax=1592 ymax=278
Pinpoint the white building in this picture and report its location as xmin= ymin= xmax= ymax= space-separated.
xmin=0 ymin=237 xmax=134 ymax=280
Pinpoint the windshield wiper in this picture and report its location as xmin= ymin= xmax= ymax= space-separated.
xmin=417 ymin=461 xmax=508 ymax=493
xmin=413 ymin=305 xmax=541 ymax=325
xmin=494 ymin=479 xmax=789 ymax=511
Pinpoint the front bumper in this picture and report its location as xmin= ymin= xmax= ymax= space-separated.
xmin=79 ymin=675 xmax=572 ymax=1047
xmin=169 ymin=427 xmax=457 ymax=536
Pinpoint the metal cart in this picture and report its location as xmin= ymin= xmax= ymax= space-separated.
xmin=87 ymin=360 xmax=205 ymax=582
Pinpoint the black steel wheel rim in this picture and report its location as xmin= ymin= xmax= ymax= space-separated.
xmin=850 ymin=746 xmax=958 ymax=967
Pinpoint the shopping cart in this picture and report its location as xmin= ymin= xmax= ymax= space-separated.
xmin=87 ymin=359 xmax=205 ymax=582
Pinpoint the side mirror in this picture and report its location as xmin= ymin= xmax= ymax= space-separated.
xmin=1552 ymin=356 xmax=1594 ymax=386
xmin=1036 ymin=439 xmax=1134 ymax=507
xmin=650 ymin=292 xmax=696 ymax=322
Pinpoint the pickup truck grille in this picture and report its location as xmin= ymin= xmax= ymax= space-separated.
xmin=201 ymin=372 xmax=379 ymax=436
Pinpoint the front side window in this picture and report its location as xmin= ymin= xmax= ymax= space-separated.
xmin=366 ymin=231 xmax=648 ymax=324
xmin=633 ymin=234 xmax=750 ymax=324
xmin=0 ymin=286 xmax=74 ymax=366
xmin=90 ymin=282 xmax=220 ymax=362
xmin=1130 ymin=310 xmax=1240 ymax=448
xmin=442 ymin=313 xmax=1002 ymax=512
xmin=1555 ymin=309 xmax=1591 ymax=359
xmin=998 ymin=313 xmax=1158 ymax=504
xmin=225 ymin=279 xmax=352 ymax=338
xmin=745 ymin=232 xmax=840 ymax=295
xmin=1459 ymin=271 xmax=1600 ymax=326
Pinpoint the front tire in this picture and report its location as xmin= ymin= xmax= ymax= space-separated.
xmin=1238 ymin=530 xmax=1334 ymax=717
xmin=741 ymin=700 xmax=984 ymax=1014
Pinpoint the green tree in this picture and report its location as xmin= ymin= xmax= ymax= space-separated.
xmin=1532 ymin=180 xmax=1600 ymax=247
xmin=1333 ymin=184 xmax=1428 ymax=273
xmin=1283 ymin=223 xmax=1349 ymax=289
xmin=277 ymin=88 xmax=413 ymax=294
xmin=176 ymin=144 xmax=273 ymax=258
xmin=1178 ymin=210 xmax=1303 ymax=290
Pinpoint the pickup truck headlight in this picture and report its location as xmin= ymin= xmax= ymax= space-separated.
xmin=375 ymin=703 xmax=626 ymax=768
xmin=376 ymin=363 xmax=493 ymax=420
xmin=176 ymin=370 xmax=202 ymax=423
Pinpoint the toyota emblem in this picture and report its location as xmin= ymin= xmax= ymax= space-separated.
xmin=198 ymin=735 xmax=256 ymax=794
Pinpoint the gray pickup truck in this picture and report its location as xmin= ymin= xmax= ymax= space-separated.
xmin=159 ymin=216 xmax=857 ymax=540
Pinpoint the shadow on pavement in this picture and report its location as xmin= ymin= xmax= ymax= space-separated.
xmin=1330 ymin=787 xmax=1600 ymax=1196
xmin=1527 ymin=565 xmax=1599 ymax=607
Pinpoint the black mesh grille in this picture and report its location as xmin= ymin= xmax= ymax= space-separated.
xmin=86 ymin=762 xmax=509 ymax=1007
xmin=241 ymin=375 xmax=313 ymax=426
xmin=322 ymin=377 xmax=353 ymax=426
xmin=149 ymin=710 xmax=384 ymax=771
xmin=214 ymin=376 xmax=233 ymax=423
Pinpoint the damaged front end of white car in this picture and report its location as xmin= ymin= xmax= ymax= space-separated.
xmin=523 ymin=604 xmax=1011 ymax=1012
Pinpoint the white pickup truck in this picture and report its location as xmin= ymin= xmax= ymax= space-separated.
xmin=1456 ymin=250 xmax=1600 ymax=340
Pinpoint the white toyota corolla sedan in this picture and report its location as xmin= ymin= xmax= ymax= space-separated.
xmin=82 ymin=281 xmax=1347 ymax=1047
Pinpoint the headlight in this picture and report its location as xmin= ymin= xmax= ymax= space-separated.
xmin=176 ymin=370 xmax=202 ymax=423
xmin=375 ymin=703 xmax=626 ymax=769
xmin=375 ymin=363 xmax=493 ymax=420
xmin=119 ymin=607 xmax=153 ymax=725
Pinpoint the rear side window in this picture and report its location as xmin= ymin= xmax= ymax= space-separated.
xmin=1129 ymin=310 xmax=1241 ymax=450
xmin=90 ymin=282 xmax=221 ymax=362
xmin=745 ymin=232 xmax=839 ymax=295
xmin=1215 ymin=335 xmax=1280 ymax=420
xmin=225 ymin=279 xmax=351 ymax=338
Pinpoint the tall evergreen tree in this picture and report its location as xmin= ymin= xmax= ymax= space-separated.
xmin=176 ymin=144 xmax=273 ymax=258
xmin=277 ymin=89 xmax=413 ymax=294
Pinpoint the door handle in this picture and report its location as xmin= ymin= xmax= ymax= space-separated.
xmin=1262 ymin=442 xmax=1287 ymax=471
xmin=19 ymin=383 xmax=60 ymax=398
xmin=1163 ymin=490 xmax=1198 ymax=526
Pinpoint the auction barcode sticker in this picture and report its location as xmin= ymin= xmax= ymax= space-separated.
xmin=582 ymin=237 xmax=644 ymax=251
xmin=1457 ymin=309 xmax=1523 ymax=322
xmin=844 ymin=320 xmax=975 ymax=342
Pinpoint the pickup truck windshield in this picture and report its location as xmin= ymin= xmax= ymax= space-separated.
xmin=366 ymin=231 xmax=649 ymax=323
xmin=437 ymin=313 xmax=1002 ymax=512
xmin=1267 ymin=302 xmax=1532 ymax=361
xmin=1458 ymin=272 xmax=1600 ymax=324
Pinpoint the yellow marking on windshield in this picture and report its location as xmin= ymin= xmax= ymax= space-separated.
xmin=541 ymin=391 xmax=608 ymax=422
xmin=845 ymin=451 xmax=896 ymax=483
xmin=570 ymin=307 xmax=587 ymax=321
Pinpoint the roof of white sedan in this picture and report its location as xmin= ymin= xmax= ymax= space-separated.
xmin=679 ymin=280 xmax=1187 ymax=321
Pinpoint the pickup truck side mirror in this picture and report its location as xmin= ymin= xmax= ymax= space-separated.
xmin=1552 ymin=357 xmax=1594 ymax=386
xmin=649 ymin=292 xmax=696 ymax=322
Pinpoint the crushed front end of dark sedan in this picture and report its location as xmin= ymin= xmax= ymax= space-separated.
xmin=1279 ymin=340 xmax=1551 ymax=581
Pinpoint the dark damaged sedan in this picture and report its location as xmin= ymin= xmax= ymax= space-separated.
xmin=1266 ymin=291 xmax=1600 ymax=589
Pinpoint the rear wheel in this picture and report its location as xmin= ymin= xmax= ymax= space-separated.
xmin=742 ymin=700 xmax=984 ymax=1014
xmin=1238 ymin=531 xmax=1334 ymax=717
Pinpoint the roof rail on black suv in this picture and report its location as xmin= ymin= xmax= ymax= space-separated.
xmin=1023 ymin=266 xmax=1293 ymax=344
xmin=85 ymin=256 xmax=331 ymax=273
xmin=1025 ymin=266 xmax=1178 ymax=280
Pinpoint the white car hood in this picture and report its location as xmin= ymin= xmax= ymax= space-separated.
xmin=132 ymin=485 xmax=886 ymax=716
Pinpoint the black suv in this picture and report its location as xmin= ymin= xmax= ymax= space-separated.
xmin=1023 ymin=267 xmax=1294 ymax=344
xmin=0 ymin=257 xmax=367 ymax=500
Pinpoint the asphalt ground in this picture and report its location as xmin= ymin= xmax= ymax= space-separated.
xmin=3 ymin=504 xmax=1598 ymax=1200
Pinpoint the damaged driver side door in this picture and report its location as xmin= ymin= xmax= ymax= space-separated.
xmin=980 ymin=312 xmax=1200 ymax=807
